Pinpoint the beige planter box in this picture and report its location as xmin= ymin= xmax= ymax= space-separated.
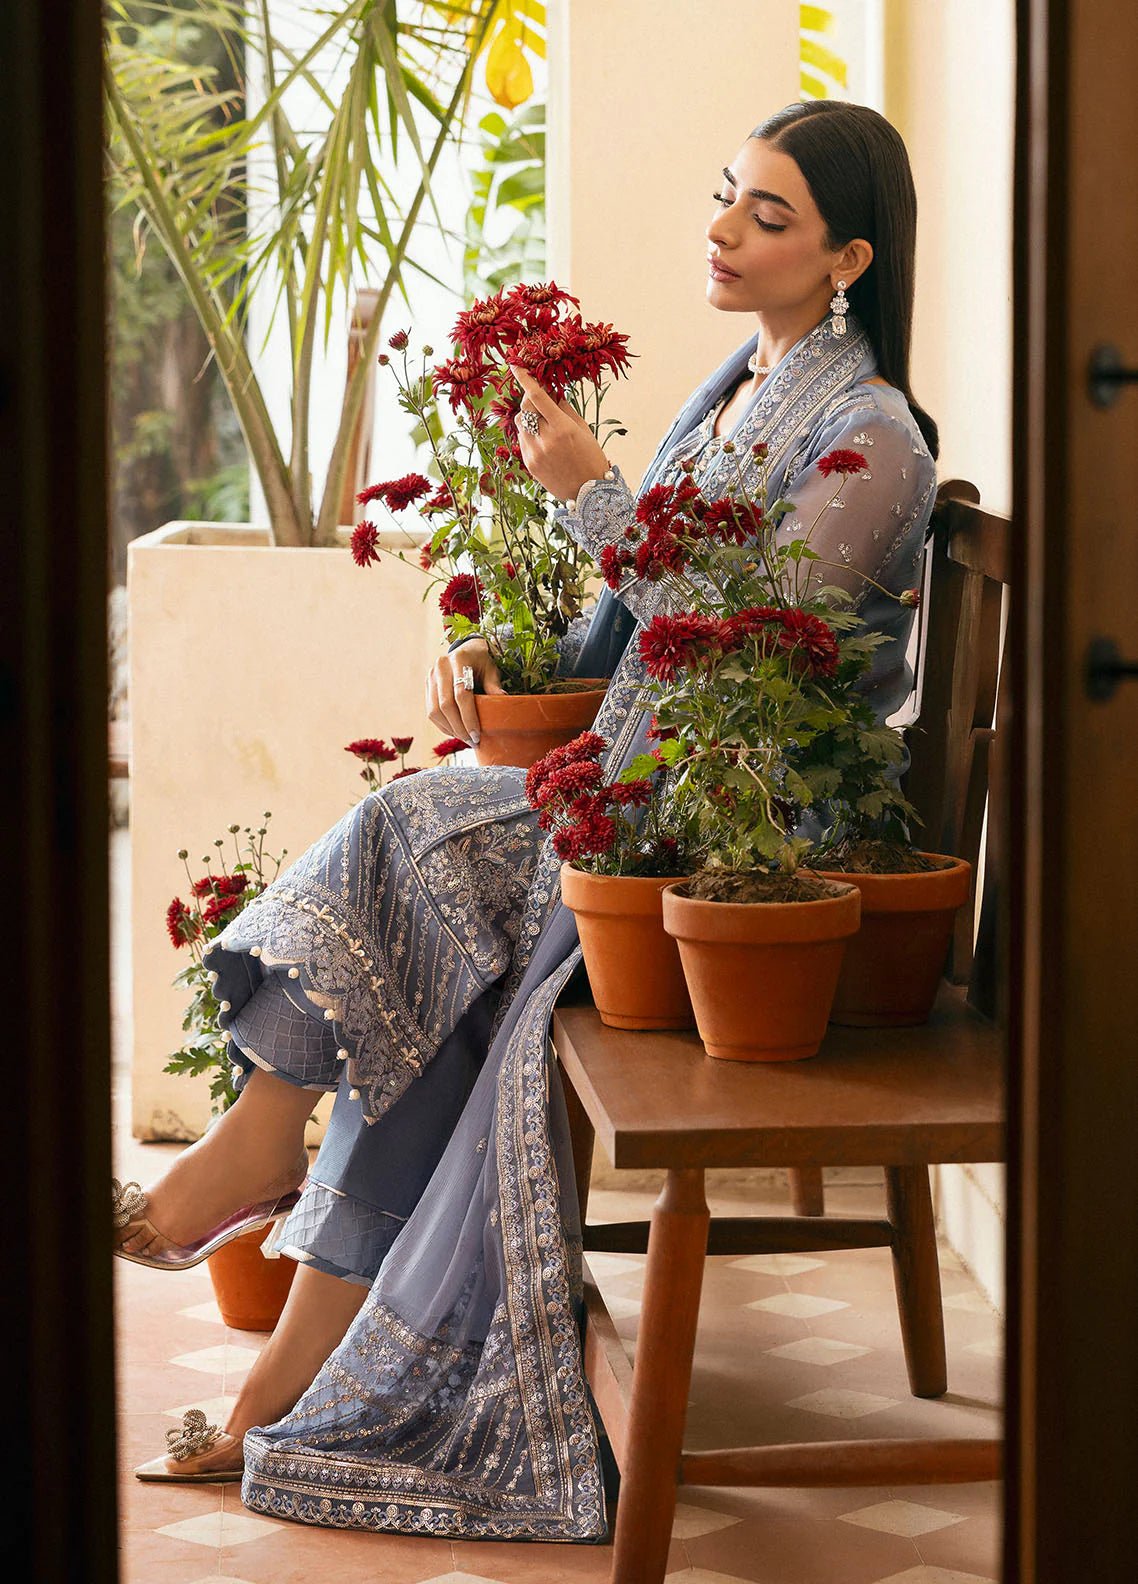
xmin=128 ymin=521 xmax=444 ymax=1141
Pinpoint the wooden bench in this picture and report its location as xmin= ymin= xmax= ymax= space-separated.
xmin=552 ymin=480 xmax=1008 ymax=1583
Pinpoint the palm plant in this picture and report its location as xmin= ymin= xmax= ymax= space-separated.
xmin=104 ymin=0 xmax=547 ymax=547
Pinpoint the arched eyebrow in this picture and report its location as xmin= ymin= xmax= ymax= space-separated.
xmin=722 ymin=167 xmax=797 ymax=214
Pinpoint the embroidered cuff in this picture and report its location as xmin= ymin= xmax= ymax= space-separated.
xmin=553 ymin=465 xmax=636 ymax=558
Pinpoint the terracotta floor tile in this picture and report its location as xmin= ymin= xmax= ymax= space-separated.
xmin=117 ymin=1525 xmax=224 ymax=1584
xmin=450 ymin=1533 xmax=685 ymax=1582
xmin=217 ymin=1518 xmax=455 ymax=1583
xmin=685 ymin=1505 xmax=921 ymax=1584
xmin=913 ymin=1509 xmax=1003 ymax=1576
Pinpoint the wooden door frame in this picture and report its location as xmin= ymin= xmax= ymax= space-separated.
xmin=1009 ymin=1 xmax=1138 ymax=1578
xmin=3 ymin=2 xmax=118 ymax=1579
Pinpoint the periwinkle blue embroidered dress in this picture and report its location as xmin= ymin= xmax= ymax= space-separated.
xmin=201 ymin=311 xmax=935 ymax=1541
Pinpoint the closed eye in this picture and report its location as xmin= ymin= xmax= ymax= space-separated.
xmin=710 ymin=192 xmax=787 ymax=232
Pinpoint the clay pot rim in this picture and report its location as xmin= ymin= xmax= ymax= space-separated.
xmin=662 ymin=876 xmax=861 ymax=945
xmin=561 ymin=863 xmax=690 ymax=916
xmin=813 ymin=852 xmax=972 ymax=912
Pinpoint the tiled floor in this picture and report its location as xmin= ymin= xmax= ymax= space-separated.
xmin=112 ymin=830 xmax=1004 ymax=1583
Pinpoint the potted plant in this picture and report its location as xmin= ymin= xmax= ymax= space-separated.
xmin=525 ymin=730 xmax=696 ymax=1029
xmin=808 ymin=723 xmax=973 ymax=1026
xmin=164 ymin=815 xmax=300 ymax=1329
xmin=347 ymin=281 xmax=635 ymax=766
xmin=598 ymin=445 xmax=928 ymax=1061
xmin=106 ymin=1 xmax=548 ymax=1138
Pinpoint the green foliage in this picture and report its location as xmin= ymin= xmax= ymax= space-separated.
xmin=163 ymin=817 xmax=288 ymax=1119
xmin=461 ymin=102 xmax=546 ymax=298
xmin=104 ymin=0 xmax=521 ymax=546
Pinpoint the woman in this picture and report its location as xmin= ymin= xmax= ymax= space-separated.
xmin=117 ymin=100 xmax=938 ymax=1540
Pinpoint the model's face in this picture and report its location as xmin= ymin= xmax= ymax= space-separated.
xmin=706 ymin=138 xmax=844 ymax=314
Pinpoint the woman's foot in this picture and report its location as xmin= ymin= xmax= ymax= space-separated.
xmin=134 ymin=1415 xmax=244 ymax=1483
xmin=136 ymin=1269 xmax=367 ymax=1483
xmin=116 ymin=1070 xmax=316 ymax=1259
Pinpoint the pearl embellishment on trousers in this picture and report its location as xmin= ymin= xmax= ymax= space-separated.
xmin=288 ymin=967 xmax=300 ymax=979
xmin=349 ymin=1088 xmax=361 ymax=1101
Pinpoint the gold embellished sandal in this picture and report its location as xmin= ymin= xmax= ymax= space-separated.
xmin=112 ymin=1174 xmax=305 ymax=1271
xmin=134 ymin=1409 xmax=244 ymax=1484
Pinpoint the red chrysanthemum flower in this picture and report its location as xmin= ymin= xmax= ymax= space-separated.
xmin=418 ymin=543 xmax=436 ymax=571
xmin=421 ymin=483 xmax=457 ymax=518
xmin=451 ymin=289 xmax=521 ymax=361
xmin=432 ymin=356 xmax=493 ymax=413
xmin=350 ymin=523 xmax=380 ymax=568
xmin=391 ymin=736 xmax=414 ymax=754
xmin=356 ymin=482 xmax=389 ymax=507
xmin=646 ymin=715 xmax=679 ymax=742
xmin=438 ymin=573 xmax=483 ymax=622
xmin=530 ymin=759 xmax=606 ymax=809
xmin=776 ymin=608 xmax=841 ymax=676
xmin=599 ymin=544 xmax=633 ymax=590
xmin=573 ymin=319 xmax=633 ymax=383
xmin=493 ymin=444 xmax=512 ymax=461
xmin=637 ymin=612 xmax=722 ymax=682
xmin=202 ymin=891 xmax=245 ymax=929
xmin=605 ymin=777 xmax=654 ymax=807
xmin=192 ymin=873 xmax=248 ymax=899
xmin=718 ymin=605 xmax=784 ymax=650
xmin=165 ymin=897 xmax=200 ymax=950
xmin=816 ymin=448 xmax=867 ymax=478
xmin=387 ymin=328 xmax=410 ymax=350
xmin=345 ymin=738 xmax=399 ymax=763
xmin=433 ymin=737 xmax=468 ymax=759
xmin=390 ymin=766 xmax=422 ymax=780
xmin=380 ymin=473 xmax=432 ymax=512
xmin=505 ymin=279 xmax=581 ymax=335
xmin=501 ymin=560 xmax=517 ymax=579
xmin=635 ymin=483 xmax=680 ymax=532
xmin=552 ymin=806 xmax=619 ymax=862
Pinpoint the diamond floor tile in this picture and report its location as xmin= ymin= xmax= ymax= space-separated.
xmin=766 ymin=1337 xmax=872 ymax=1366
xmin=669 ymin=1502 xmax=742 ymax=1540
xmin=179 ymin=1300 xmax=225 ymax=1325
xmin=870 ymin=1568 xmax=997 ymax=1583
xmin=728 ymin=1252 xmax=827 ymax=1276
xmin=155 ymin=1510 xmax=282 ymax=1548
xmin=747 ymin=1291 xmax=849 ymax=1318
xmin=839 ymin=1499 xmax=968 ymax=1537
xmin=169 ymin=1344 xmax=261 ymax=1377
xmin=163 ymin=1394 xmax=239 ymax=1423
xmin=787 ymin=1387 xmax=899 ymax=1419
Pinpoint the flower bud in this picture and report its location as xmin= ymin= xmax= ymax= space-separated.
xmin=422 ymin=344 xmax=434 ymax=356
xmin=899 ymin=587 xmax=921 ymax=608
xmin=377 ymin=353 xmax=390 ymax=366
xmin=228 ymin=824 xmax=240 ymax=834
xmin=680 ymin=458 xmax=696 ymax=473
xmin=752 ymin=441 xmax=769 ymax=459
xmin=388 ymin=329 xmax=410 ymax=350
xmin=721 ymin=440 xmax=735 ymax=454
xmin=178 ymin=848 xmax=188 ymax=860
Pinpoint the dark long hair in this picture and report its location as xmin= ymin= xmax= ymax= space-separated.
xmin=750 ymin=101 xmax=938 ymax=459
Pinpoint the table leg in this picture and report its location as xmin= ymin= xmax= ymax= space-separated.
xmin=611 ymin=1167 xmax=709 ymax=1584
xmin=885 ymin=1163 xmax=948 ymax=1397
xmin=559 ymin=1063 xmax=595 ymax=1225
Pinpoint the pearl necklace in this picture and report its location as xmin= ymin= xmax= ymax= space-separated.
xmin=747 ymin=351 xmax=772 ymax=376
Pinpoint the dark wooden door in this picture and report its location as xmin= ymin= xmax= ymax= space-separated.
xmin=1011 ymin=1 xmax=1138 ymax=1577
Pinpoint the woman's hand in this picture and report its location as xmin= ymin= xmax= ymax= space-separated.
xmin=426 ymin=637 xmax=506 ymax=747
xmin=508 ymin=365 xmax=612 ymax=502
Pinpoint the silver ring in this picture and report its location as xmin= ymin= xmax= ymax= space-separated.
xmin=517 ymin=409 xmax=540 ymax=436
xmin=456 ymin=664 xmax=475 ymax=692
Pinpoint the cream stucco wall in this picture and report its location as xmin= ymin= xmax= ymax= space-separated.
xmin=546 ymin=0 xmax=800 ymax=490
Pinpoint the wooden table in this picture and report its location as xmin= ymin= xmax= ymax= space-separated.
xmin=551 ymin=981 xmax=1005 ymax=1584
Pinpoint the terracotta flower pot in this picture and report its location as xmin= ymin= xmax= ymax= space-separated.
xmin=207 ymin=1224 xmax=297 ymax=1331
xmin=814 ymin=853 xmax=973 ymax=1027
xmin=472 ymin=682 xmax=608 ymax=769
xmin=560 ymin=864 xmax=695 ymax=1030
xmin=661 ymin=879 xmax=861 ymax=1062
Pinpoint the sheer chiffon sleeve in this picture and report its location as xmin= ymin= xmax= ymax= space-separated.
xmin=552 ymin=401 xmax=936 ymax=623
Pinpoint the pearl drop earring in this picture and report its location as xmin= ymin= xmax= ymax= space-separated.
xmin=830 ymin=279 xmax=849 ymax=337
